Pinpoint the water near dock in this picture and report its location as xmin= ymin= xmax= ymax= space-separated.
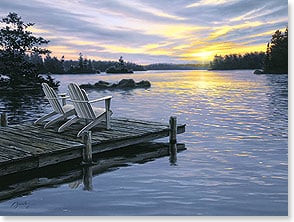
xmin=0 ymin=70 xmax=288 ymax=215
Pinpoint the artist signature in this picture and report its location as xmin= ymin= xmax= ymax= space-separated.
xmin=10 ymin=201 xmax=29 ymax=209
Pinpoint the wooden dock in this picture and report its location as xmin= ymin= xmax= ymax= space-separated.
xmin=0 ymin=117 xmax=185 ymax=177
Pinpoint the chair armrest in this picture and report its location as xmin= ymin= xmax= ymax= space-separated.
xmin=58 ymin=93 xmax=69 ymax=105
xmin=58 ymin=93 xmax=69 ymax=99
xmin=89 ymin=96 xmax=112 ymax=103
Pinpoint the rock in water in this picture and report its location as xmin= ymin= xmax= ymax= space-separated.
xmin=117 ymin=79 xmax=136 ymax=88
xmin=253 ymin=69 xmax=264 ymax=74
xmin=80 ymin=79 xmax=151 ymax=90
xmin=136 ymin=80 xmax=151 ymax=88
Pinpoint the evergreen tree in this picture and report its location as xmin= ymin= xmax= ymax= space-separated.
xmin=264 ymin=28 xmax=288 ymax=73
xmin=78 ymin=52 xmax=84 ymax=71
xmin=43 ymin=54 xmax=65 ymax=74
xmin=0 ymin=12 xmax=59 ymax=87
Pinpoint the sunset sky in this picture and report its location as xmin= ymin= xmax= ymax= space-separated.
xmin=0 ymin=0 xmax=288 ymax=64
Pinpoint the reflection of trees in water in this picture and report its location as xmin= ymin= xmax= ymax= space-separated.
xmin=0 ymin=90 xmax=48 ymax=124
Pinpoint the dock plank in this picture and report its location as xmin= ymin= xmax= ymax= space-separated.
xmin=7 ymin=124 xmax=83 ymax=147
xmin=0 ymin=135 xmax=47 ymax=155
xmin=0 ymin=127 xmax=81 ymax=150
xmin=0 ymin=146 xmax=32 ymax=159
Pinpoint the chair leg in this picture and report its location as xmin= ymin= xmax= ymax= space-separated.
xmin=44 ymin=109 xmax=76 ymax=129
xmin=105 ymin=110 xmax=111 ymax=130
xmin=58 ymin=116 xmax=79 ymax=133
xmin=105 ymin=98 xmax=111 ymax=129
xmin=64 ymin=109 xmax=76 ymax=117
xmin=34 ymin=111 xmax=57 ymax=125
xmin=77 ymin=114 xmax=105 ymax=137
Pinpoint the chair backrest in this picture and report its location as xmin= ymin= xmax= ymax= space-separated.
xmin=68 ymin=83 xmax=96 ymax=119
xmin=42 ymin=83 xmax=64 ymax=114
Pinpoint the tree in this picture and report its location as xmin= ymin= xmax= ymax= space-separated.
xmin=264 ymin=28 xmax=288 ymax=74
xmin=78 ymin=52 xmax=84 ymax=71
xmin=209 ymin=52 xmax=265 ymax=70
xmin=0 ymin=12 xmax=58 ymax=87
xmin=43 ymin=54 xmax=65 ymax=74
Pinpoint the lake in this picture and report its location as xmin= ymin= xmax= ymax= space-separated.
xmin=0 ymin=70 xmax=288 ymax=216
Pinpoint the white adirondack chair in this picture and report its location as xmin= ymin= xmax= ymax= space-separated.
xmin=58 ymin=83 xmax=112 ymax=137
xmin=34 ymin=83 xmax=76 ymax=128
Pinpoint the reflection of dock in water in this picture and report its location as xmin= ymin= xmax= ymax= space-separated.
xmin=0 ymin=116 xmax=185 ymax=176
xmin=0 ymin=142 xmax=186 ymax=202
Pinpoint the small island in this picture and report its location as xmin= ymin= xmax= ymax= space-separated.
xmin=105 ymin=56 xmax=134 ymax=74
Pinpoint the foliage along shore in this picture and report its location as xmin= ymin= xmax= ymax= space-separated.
xmin=20 ymin=53 xmax=209 ymax=75
xmin=210 ymin=28 xmax=288 ymax=74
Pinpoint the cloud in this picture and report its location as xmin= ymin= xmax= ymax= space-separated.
xmin=186 ymin=0 xmax=237 ymax=8
xmin=116 ymin=1 xmax=186 ymax=21
xmin=0 ymin=0 xmax=288 ymax=64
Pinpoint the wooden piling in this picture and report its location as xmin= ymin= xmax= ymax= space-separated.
xmin=169 ymin=116 xmax=177 ymax=165
xmin=0 ymin=113 xmax=7 ymax=127
xmin=82 ymin=131 xmax=93 ymax=165
xmin=169 ymin=116 xmax=177 ymax=144
xmin=169 ymin=143 xmax=177 ymax=165
xmin=83 ymin=166 xmax=93 ymax=191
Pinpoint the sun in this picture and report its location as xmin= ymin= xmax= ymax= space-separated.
xmin=191 ymin=51 xmax=215 ymax=62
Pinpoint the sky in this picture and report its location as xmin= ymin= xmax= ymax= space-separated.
xmin=0 ymin=0 xmax=288 ymax=64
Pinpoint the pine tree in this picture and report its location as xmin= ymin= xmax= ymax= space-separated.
xmin=0 ymin=12 xmax=53 ymax=87
xmin=264 ymin=28 xmax=288 ymax=73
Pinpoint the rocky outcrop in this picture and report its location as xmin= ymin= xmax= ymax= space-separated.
xmin=80 ymin=79 xmax=151 ymax=90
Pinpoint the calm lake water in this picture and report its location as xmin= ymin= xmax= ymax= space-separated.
xmin=0 ymin=70 xmax=288 ymax=216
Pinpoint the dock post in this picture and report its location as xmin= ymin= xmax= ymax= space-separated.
xmin=83 ymin=166 xmax=93 ymax=191
xmin=169 ymin=116 xmax=177 ymax=165
xmin=0 ymin=113 xmax=7 ymax=127
xmin=82 ymin=131 xmax=93 ymax=165
xmin=169 ymin=116 xmax=177 ymax=144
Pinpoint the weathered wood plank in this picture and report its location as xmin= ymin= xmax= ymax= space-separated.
xmin=92 ymin=130 xmax=170 ymax=152
xmin=2 ymin=126 xmax=82 ymax=147
xmin=0 ymin=135 xmax=46 ymax=155
xmin=109 ymin=121 xmax=165 ymax=133
xmin=10 ymin=124 xmax=83 ymax=144
xmin=0 ymin=146 xmax=32 ymax=160
xmin=0 ymin=158 xmax=38 ymax=178
xmin=113 ymin=117 xmax=169 ymax=127
xmin=0 ymin=154 xmax=12 ymax=162
xmin=0 ymin=144 xmax=32 ymax=155
xmin=38 ymin=149 xmax=82 ymax=168
xmin=0 ymin=130 xmax=73 ymax=153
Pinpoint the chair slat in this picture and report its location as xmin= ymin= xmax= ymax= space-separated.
xmin=42 ymin=83 xmax=64 ymax=114
xmin=68 ymin=83 xmax=95 ymax=119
